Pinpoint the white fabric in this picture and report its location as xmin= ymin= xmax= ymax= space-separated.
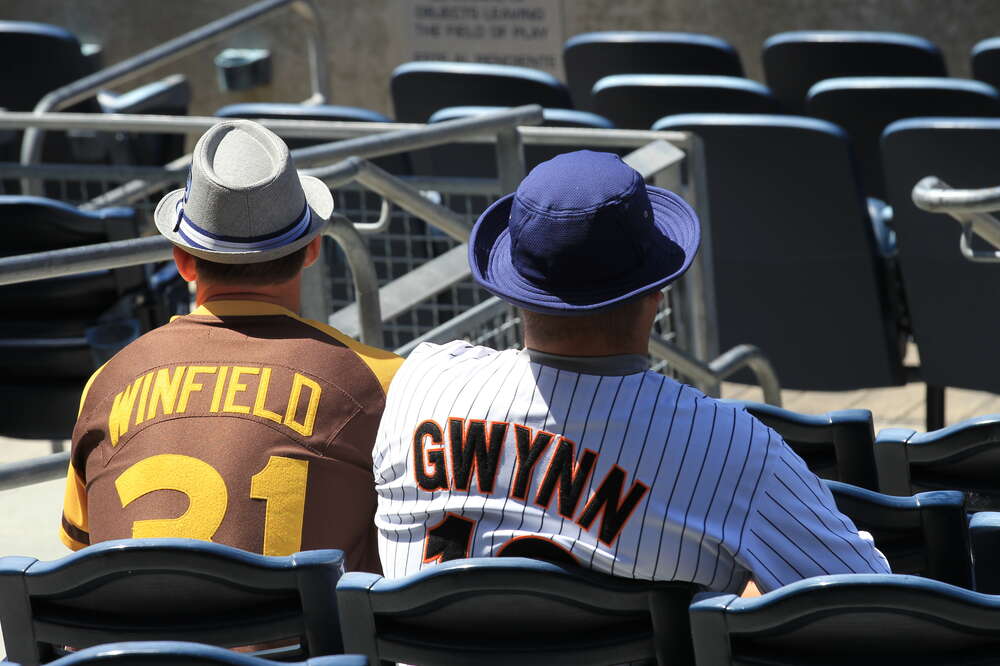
xmin=374 ymin=340 xmax=890 ymax=592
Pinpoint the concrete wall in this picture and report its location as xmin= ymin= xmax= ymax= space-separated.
xmin=0 ymin=0 xmax=995 ymax=117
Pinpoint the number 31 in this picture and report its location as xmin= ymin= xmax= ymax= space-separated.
xmin=114 ymin=454 xmax=308 ymax=556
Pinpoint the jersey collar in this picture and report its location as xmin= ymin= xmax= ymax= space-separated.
xmin=175 ymin=299 xmax=298 ymax=321
xmin=522 ymin=348 xmax=650 ymax=376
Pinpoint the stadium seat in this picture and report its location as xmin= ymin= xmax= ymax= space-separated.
xmin=0 ymin=196 xmax=167 ymax=440
xmin=0 ymin=539 xmax=345 ymax=665
xmin=591 ymin=75 xmax=780 ymax=130
xmin=763 ymin=30 xmax=947 ymax=113
xmin=876 ymin=414 xmax=1000 ymax=512
xmin=389 ymin=61 xmax=572 ymax=124
xmin=336 ymin=557 xmax=700 ymax=666
xmin=38 ymin=642 xmax=366 ymax=666
xmin=969 ymin=513 xmax=1000 ymax=594
xmin=563 ymin=32 xmax=744 ymax=110
xmin=411 ymin=105 xmax=615 ymax=178
xmin=805 ymin=77 xmax=1000 ymax=198
xmin=651 ymin=114 xmax=905 ymax=391
xmin=99 ymin=74 xmax=191 ymax=168
xmin=825 ymin=480 xmax=971 ymax=587
xmin=0 ymin=20 xmax=102 ymax=174
xmin=722 ymin=401 xmax=879 ymax=489
xmin=882 ymin=118 xmax=1000 ymax=422
xmin=971 ymin=37 xmax=1000 ymax=94
xmin=689 ymin=574 xmax=1000 ymax=664
xmin=0 ymin=21 xmax=190 ymax=193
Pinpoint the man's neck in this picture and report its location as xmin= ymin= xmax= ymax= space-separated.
xmin=194 ymin=278 xmax=302 ymax=313
xmin=523 ymin=333 xmax=650 ymax=357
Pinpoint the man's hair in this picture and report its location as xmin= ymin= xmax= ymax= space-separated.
xmin=519 ymin=295 xmax=652 ymax=347
xmin=193 ymin=246 xmax=308 ymax=287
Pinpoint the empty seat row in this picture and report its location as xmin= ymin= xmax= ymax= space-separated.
xmin=735 ymin=399 xmax=1000 ymax=519
xmin=5 ymin=533 xmax=1000 ymax=666
xmin=564 ymin=29 xmax=1000 ymax=113
xmin=652 ymin=115 xmax=1000 ymax=421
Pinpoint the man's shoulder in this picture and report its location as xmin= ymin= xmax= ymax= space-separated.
xmin=388 ymin=340 xmax=510 ymax=391
xmin=403 ymin=340 xmax=507 ymax=370
xmin=290 ymin=315 xmax=403 ymax=395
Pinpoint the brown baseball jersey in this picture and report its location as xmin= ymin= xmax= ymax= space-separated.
xmin=61 ymin=299 xmax=402 ymax=573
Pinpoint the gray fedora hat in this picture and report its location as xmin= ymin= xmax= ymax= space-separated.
xmin=154 ymin=119 xmax=333 ymax=264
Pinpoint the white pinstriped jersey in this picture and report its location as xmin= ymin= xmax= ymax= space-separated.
xmin=374 ymin=340 xmax=889 ymax=592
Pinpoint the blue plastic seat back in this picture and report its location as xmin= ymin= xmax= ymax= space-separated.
xmin=721 ymin=401 xmax=878 ymax=489
xmin=689 ymin=574 xmax=1000 ymax=665
xmin=0 ymin=196 xmax=147 ymax=439
xmin=563 ymin=31 xmax=743 ymax=109
xmin=592 ymin=74 xmax=779 ymax=130
xmin=390 ymin=61 xmax=572 ymax=123
xmin=336 ymin=557 xmax=700 ymax=666
xmin=972 ymin=37 xmax=1000 ymax=94
xmin=876 ymin=413 xmax=1000 ymax=511
xmin=825 ymin=480 xmax=971 ymax=587
xmin=881 ymin=118 xmax=1000 ymax=397
xmin=415 ymin=105 xmax=615 ymax=178
xmin=652 ymin=114 xmax=904 ymax=390
xmin=0 ymin=21 xmax=98 ymax=113
xmin=806 ymin=77 xmax=1000 ymax=199
xmin=41 ymin=642 xmax=367 ymax=666
xmin=0 ymin=21 xmax=102 ymax=174
xmin=763 ymin=31 xmax=947 ymax=113
xmin=0 ymin=539 xmax=345 ymax=666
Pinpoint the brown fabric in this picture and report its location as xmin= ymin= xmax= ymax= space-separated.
xmin=70 ymin=302 xmax=397 ymax=573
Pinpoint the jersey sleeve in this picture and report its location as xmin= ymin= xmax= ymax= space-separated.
xmin=60 ymin=461 xmax=89 ymax=550
xmin=59 ymin=364 xmax=105 ymax=550
xmin=735 ymin=428 xmax=891 ymax=592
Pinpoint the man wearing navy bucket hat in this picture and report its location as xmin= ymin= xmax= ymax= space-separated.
xmin=374 ymin=151 xmax=888 ymax=592
xmin=61 ymin=120 xmax=401 ymax=574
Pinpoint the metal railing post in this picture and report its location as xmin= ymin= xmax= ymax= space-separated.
xmin=350 ymin=159 xmax=473 ymax=242
xmin=678 ymin=133 xmax=719 ymax=363
xmin=322 ymin=214 xmax=383 ymax=346
xmin=21 ymin=0 xmax=330 ymax=193
xmin=495 ymin=126 xmax=526 ymax=194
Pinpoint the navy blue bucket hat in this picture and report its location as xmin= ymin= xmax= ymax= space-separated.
xmin=469 ymin=150 xmax=701 ymax=314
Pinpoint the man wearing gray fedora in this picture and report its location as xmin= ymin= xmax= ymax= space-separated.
xmin=373 ymin=150 xmax=888 ymax=592
xmin=61 ymin=120 xmax=401 ymax=573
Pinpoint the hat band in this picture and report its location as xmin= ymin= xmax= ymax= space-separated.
xmin=175 ymin=200 xmax=312 ymax=252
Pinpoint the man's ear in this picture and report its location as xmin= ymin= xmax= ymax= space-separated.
xmin=302 ymin=236 xmax=323 ymax=268
xmin=173 ymin=246 xmax=197 ymax=282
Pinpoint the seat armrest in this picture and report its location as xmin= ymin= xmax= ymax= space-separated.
xmin=971 ymin=512 xmax=1000 ymax=593
xmin=867 ymin=197 xmax=897 ymax=258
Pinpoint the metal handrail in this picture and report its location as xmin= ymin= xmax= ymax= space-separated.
xmin=76 ymin=105 xmax=545 ymax=210
xmin=912 ymin=176 xmax=1000 ymax=262
xmin=0 ymin=451 xmax=70 ymax=492
xmin=20 ymin=0 xmax=329 ymax=193
xmin=0 ymin=111 xmax=689 ymax=146
xmin=913 ymin=176 xmax=1000 ymax=215
xmin=390 ymin=296 xmax=782 ymax=406
xmin=647 ymin=335 xmax=782 ymax=406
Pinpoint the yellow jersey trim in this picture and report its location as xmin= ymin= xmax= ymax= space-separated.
xmin=59 ymin=526 xmax=87 ymax=552
xmin=78 ymin=362 xmax=108 ymax=417
xmin=183 ymin=299 xmax=403 ymax=395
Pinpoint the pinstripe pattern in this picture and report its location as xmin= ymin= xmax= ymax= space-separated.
xmin=374 ymin=341 xmax=889 ymax=592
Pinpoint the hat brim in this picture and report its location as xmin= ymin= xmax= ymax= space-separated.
xmin=153 ymin=174 xmax=334 ymax=265
xmin=469 ymin=186 xmax=701 ymax=315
